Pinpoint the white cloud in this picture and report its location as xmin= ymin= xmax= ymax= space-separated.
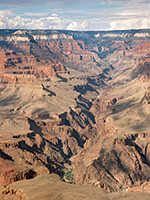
xmin=110 ymin=17 xmax=150 ymax=30
xmin=105 ymin=0 xmax=150 ymax=30
xmin=0 ymin=12 xmax=65 ymax=29
xmin=141 ymin=18 xmax=150 ymax=29
xmin=66 ymin=20 xmax=88 ymax=30
xmin=0 ymin=0 xmax=149 ymax=31
xmin=24 ymin=12 xmax=48 ymax=17
xmin=0 ymin=10 xmax=90 ymax=30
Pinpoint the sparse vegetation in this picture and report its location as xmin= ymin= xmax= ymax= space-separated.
xmin=64 ymin=167 xmax=75 ymax=184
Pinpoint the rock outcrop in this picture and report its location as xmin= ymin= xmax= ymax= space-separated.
xmin=0 ymin=174 xmax=150 ymax=200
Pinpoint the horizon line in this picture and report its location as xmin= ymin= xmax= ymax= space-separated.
xmin=0 ymin=28 xmax=150 ymax=33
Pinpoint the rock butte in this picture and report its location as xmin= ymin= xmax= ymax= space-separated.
xmin=0 ymin=29 xmax=150 ymax=199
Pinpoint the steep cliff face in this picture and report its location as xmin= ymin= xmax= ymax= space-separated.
xmin=45 ymin=39 xmax=101 ymax=63
xmin=0 ymin=30 xmax=109 ymax=73
xmin=134 ymin=58 xmax=150 ymax=81
xmin=0 ymin=29 xmax=150 ymax=196
xmin=0 ymin=50 xmax=68 ymax=87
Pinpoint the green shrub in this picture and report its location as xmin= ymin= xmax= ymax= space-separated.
xmin=64 ymin=167 xmax=74 ymax=184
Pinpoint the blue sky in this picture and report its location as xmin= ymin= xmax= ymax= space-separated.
xmin=0 ymin=0 xmax=149 ymax=30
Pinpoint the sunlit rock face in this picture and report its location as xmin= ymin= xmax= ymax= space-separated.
xmin=0 ymin=29 xmax=150 ymax=198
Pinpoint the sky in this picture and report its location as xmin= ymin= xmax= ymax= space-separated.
xmin=0 ymin=0 xmax=150 ymax=31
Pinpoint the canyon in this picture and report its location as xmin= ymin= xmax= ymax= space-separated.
xmin=0 ymin=29 xmax=150 ymax=199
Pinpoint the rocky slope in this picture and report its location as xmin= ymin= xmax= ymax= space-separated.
xmin=0 ymin=29 xmax=150 ymax=198
xmin=0 ymin=173 xmax=150 ymax=200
